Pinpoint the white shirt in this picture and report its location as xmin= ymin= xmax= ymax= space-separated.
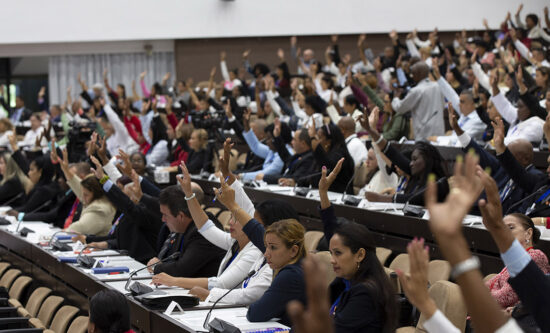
xmin=199 ymin=220 xmax=263 ymax=290
xmin=345 ymin=134 xmax=368 ymax=167
xmin=326 ymin=105 xmax=364 ymax=133
xmin=490 ymin=92 xmax=545 ymax=145
xmin=104 ymin=104 xmax=139 ymax=156
xmin=19 ymin=127 xmax=44 ymax=147
xmin=358 ymin=144 xmax=398 ymax=195
xmin=146 ymin=140 xmax=169 ymax=166
xmin=392 ymin=78 xmax=446 ymax=140
xmin=0 ymin=130 xmax=13 ymax=147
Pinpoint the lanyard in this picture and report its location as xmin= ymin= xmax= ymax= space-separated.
xmin=330 ymin=279 xmax=351 ymax=316
xmin=222 ymin=248 xmax=239 ymax=273
xmin=108 ymin=213 xmax=124 ymax=236
xmin=536 ymin=189 xmax=550 ymax=203
xmin=243 ymin=259 xmax=266 ymax=288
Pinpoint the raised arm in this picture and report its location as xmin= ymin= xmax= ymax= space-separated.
xmin=220 ymin=52 xmax=230 ymax=82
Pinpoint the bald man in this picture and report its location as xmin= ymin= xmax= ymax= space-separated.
xmin=338 ymin=117 xmax=367 ymax=167
xmin=391 ymin=62 xmax=445 ymax=140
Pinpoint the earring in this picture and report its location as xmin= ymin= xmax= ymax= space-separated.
xmin=356 ymin=262 xmax=360 ymax=270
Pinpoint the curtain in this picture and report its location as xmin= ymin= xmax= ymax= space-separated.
xmin=48 ymin=52 xmax=175 ymax=105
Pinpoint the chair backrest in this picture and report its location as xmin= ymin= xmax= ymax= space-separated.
xmin=416 ymin=281 xmax=467 ymax=333
xmin=427 ymin=260 xmax=451 ymax=285
xmin=36 ymin=295 xmax=64 ymax=328
xmin=314 ymin=251 xmax=336 ymax=288
xmin=67 ymin=316 xmax=89 ymax=333
xmin=0 ymin=268 xmax=21 ymax=289
xmin=237 ymin=153 xmax=247 ymax=166
xmin=353 ymin=162 xmax=369 ymax=194
xmin=217 ymin=211 xmax=233 ymax=229
xmin=205 ymin=207 xmax=221 ymax=217
xmin=304 ymin=231 xmax=324 ymax=252
xmin=49 ymin=305 xmax=80 ymax=333
xmin=389 ymin=254 xmax=410 ymax=274
xmin=376 ymin=247 xmax=392 ymax=266
xmin=8 ymin=275 xmax=32 ymax=300
xmin=0 ymin=262 xmax=11 ymax=277
xmin=25 ymin=287 xmax=52 ymax=318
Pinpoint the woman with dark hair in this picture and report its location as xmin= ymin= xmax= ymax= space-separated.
xmin=309 ymin=123 xmax=355 ymax=193
xmin=9 ymin=154 xmax=59 ymax=214
xmin=319 ymin=158 xmax=397 ymax=332
xmin=52 ymin=149 xmax=115 ymax=236
xmin=88 ymin=289 xmax=133 ymax=333
xmin=361 ymin=115 xmax=449 ymax=204
xmin=302 ymin=95 xmax=326 ymax=129
xmin=139 ymin=71 xmax=167 ymax=106
xmin=486 ymin=213 xmax=550 ymax=309
xmin=146 ymin=115 xmax=169 ymax=166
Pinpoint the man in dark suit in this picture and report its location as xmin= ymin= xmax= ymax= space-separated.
xmin=148 ymin=184 xmax=225 ymax=277
xmin=0 ymin=95 xmax=32 ymax=123
xmin=452 ymin=116 xmax=543 ymax=214
xmin=263 ymin=126 xmax=316 ymax=186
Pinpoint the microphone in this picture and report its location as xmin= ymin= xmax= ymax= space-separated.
xmin=203 ymin=269 xmax=257 ymax=330
xmin=125 ymin=252 xmax=181 ymax=296
xmin=401 ymin=177 xmax=448 ymax=218
xmin=342 ymin=162 xmax=361 ymax=206
xmin=29 ymin=200 xmax=53 ymax=214
xmin=506 ymin=184 xmax=550 ymax=215
xmin=291 ymin=171 xmax=324 ymax=197
xmin=48 ymin=230 xmax=79 ymax=251
xmin=1 ymin=192 xmax=24 ymax=207
xmin=76 ymin=245 xmax=110 ymax=268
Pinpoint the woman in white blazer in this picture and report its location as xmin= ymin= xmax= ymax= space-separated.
xmin=151 ymin=162 xmax=263 ymax=292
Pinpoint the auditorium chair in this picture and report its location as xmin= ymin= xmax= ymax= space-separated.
xmin=13 ymin=287 xmax=52 ymax=318
xmin=427 ymin=260 xmax=451 ymax=285
xmin=43 ymin=305 xmax=80 ymax=333
xmin=236 ymin=153 xmax=247 ymax=168
xmin=0 ymin=263 xmax=11 ymax=278
xmin=217 ymin=211 xmax=233 ymax=231
xmin=0 ymin=269 xmax=22 ymax=290
xmin=396 ymin=281 xmax=467 ymax=333
xmin=205 ymin=207 xmax=222 ymax=218
xmin=304 ymin=231 xmax=324 ymax=252
xmin=0 ymin=275 xmax=32 ymax=312
xmin=388 ymin=254 xmax=410 ymax=293
xmin=375 ymin=247 xmax=392 ymax=266
xmin=0 ymin=294 xmax=64 ymax=330
xmin=352 ymin=162 xmax=369 ymax=194
xmin=66 ymin=316 xmax=88 ymax=333
xmin=313 ymin=251 xmax=337 ymax=287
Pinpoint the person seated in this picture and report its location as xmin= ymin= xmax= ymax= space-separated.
xmin=263 ymin=122 xmax=316 ymax=186
xmin=0 ymin=118 xmax=14 ymax=148
xmin=337 ymin=116 xmax=367 ymax=167
xmin=145 ymin=114 xmax=170 ymax=166
xmin=380 ymin=93 xmax=409 ymax=142
xmin=166 ymin=128 xmax=212 ymax=174
xmin=0 ymin=152 xmax=32 ymax=207
xmin=88 ymin=289 xmax=135 ymax=333
xmin=53 ymin=148 xmax=116 ymax=236
xmin=238 ymin=109 xmax=289 ymax=182
xmin=490 ymin=73 xmax=544 ymax=145
xmin=308 ymin=123 xmax=355 ymax=193
xmin=319 ymin=158 xmax=398 ymax=332
xmin=486 ymin=213 xmax=550 ymax=309
xmin=151 ymin=161 xmax=262 ymax=291
xmin=326 ymin=94 xmax=364 ymax=133
xmin=7 ymin=154 xmax=59 ymax=215
xmin=18 ymin=113 xmax=45 ymax=148
xmin=77 ymin=160 xmax=162 ymax=264
xmin=98 ymin=104 xmax=139 ymax=157
xmin=361 ymin=115 xmax=449 ymax=204
xmin=358 ymin=145 xmax=398 ymax=195
xmin=128 ymin=152 xmax=154 ymax=183
xmin=214 ymin=179 xmax=307 ymax=326
xmin=147 ymin=185 xmax=226 ymax=277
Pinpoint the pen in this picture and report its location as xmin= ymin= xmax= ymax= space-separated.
xmin=212 ymin=176 xmax=229 ymax=202
xmin=108 ymin=271 xmax=125 ymax=275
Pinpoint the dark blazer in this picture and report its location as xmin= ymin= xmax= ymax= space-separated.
xmin=508 ymin=260 xmax=550 ymax=332
xmin=140 ymin=177 xmax=161 ymax=197
xmin=13 ymin=183 xmax=59 ymax=213
xmin=312 ymin=144 xmax=354 ymax=193
xmin=23 ymin=191 xmax=78 ymax=228
xmin=264 ymin=136 xmax=316 ymax=184
xmin=153 ymin=218 xmax=225 ymax=277
xmin=93 ymin=182 xmax=162 ymax=263
xmin=0 ymin=178 xmax=25 ymax=206
xmin=0 ymin=98 xmax=32 ymax=122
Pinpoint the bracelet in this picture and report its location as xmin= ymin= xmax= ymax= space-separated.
xmin=184 ymin=193 xmax=196 ymax=201
xmin=450 ymin=256 xmax=480 ymax=279
xmin=99 ymin=175 xmax=110 ymax=185
xmin=375 ymin=135 xmax=384 ymax=145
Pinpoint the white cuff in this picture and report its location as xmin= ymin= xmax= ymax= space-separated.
xmin=457 ymin=132 xmax=471 ymax=148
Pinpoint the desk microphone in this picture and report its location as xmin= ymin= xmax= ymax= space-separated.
xmin=124 ymin=252 xmax=181 ymax=296
xmin=341 ymin=162 xmax=361 ymax=206
xmin=48 ymin=230 xmax=79 ymax=251
xmin=291 ymin=171 xmax=324 ymax=197
xmin=76 ymin=245 xmax=111 ymax=268
xmin=29 ymin=199 xmax=53 ymax=214
xmin=1 ymin=192 xmax=24 ymax=207
xmin=203 ymin=269 xmax=257 ymax=331
xmin=506 ymin=184 xmax=550 ymax=215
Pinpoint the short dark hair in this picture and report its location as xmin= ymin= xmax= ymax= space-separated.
xmin=265 ymin=122 xmax=292 ymax=144
xmin=526 ymin=14 xmax=539 ymax=26
xmin=159 ymin=185 xmax=189 ymax=217
xmin=89 ymin=289 xmax=130 ymax=333
xmin=344 ymin=94 xmax=359 ymax=108
xmin=298 ymin=128 xmax=312 ymax=148
xmin=255 ymin=199 xmax=300 ymax=227
xmin=80 ymin=176 xmax=104 ymax=202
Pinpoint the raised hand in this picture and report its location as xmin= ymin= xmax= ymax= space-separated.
xmin=491 ymin=117 xmax=506 ymax=154
xmin=397 ymin=238 xmax=436 ymax=316
xmin=357 ymin=34 xmax=366 ymax=48
xmin=490 ymin=71 xmax=500 ymax=96
xmin=128 ymin=170 xmax=143 ymax=202
xmin=431 ymin=57 xmax=441 ymax=80
xmin=277 ymin=48 xmax=285 ymax=61
xmin=220 ymin=51 xmax=226 ymax=61
xmin=331 ymin=34 xmax=338 ymax=44
xmin=177 ymin=162 xmax=193 ymax=196
xmin=470 ymin=50 xmax=478 ymax=64
xmin=242 ymin=108 xmax=252 ymax=132
xmin=290 ymin=36 xmax=297 ymax=47
xmin=139 ymin=71 xmax=147 ymax=81
xmin=38 ymin=86 xmax=46 ymax=99
xmin=97 ymin=135 xmax=108 ymax=165
xmin=219 ymin=138 xmax=235 ymax=179
xmin=224 ymin=100 xmax=233 ymax=118
xmin=448 ymin=103 xmax=463 ymax=135
xmin=8 ymin=133 xmax=18 ymax=152
xmin=213 ymin=176 xmax=237 ymax=210
xmin=368 ymin=106 xmax=380 ymax=130
xmin=516 ymin=3 xmax=523 ymax=17
xmin=287 ymin=255 xmax=333 ymax=333
xmin=116 ymin=149 xmax=133 ymax=176
xmin=162 ymin=72 xmax=171 ymax=83
xmin=90 ymin=155 xmax=105 ymax=179
xmin=210 ymin=66 xmax=217 ymax=78
xmin=318 ymin=158 xmax=344 ymax=194
xmin=425 ymin=152 xmax=483 ymax=238
xmin=242 ymin=49 xmax=251 ymax=59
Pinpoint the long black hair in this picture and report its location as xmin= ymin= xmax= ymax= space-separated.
xmin=407 ymin=141 xmax=447 ymax=193
xmin=334 ymin=223 xmax=398 ymax=333
xmin=89 ymin=289 xmax=131 ymax=333
xmin=255 ymin=199 xmax=299 ymax=227
xmin=150 ymin=115 xmax=168 ymax=147
xmin=31 ymin=155 xmax=55 ymax=186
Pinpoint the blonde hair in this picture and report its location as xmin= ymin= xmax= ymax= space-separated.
xmin=192 ymin=129 xmax=209 ymax=150
xmin=265 ymin=219 xmax=306 ymax=271
xmin=0 ymin=152 xmax=33 ymax=194
xmin=0 ymin=118 xmax=14 ymax=132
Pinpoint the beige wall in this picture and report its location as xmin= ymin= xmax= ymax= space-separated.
xmin=175 ymin=32 xmax=459 ymax=82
